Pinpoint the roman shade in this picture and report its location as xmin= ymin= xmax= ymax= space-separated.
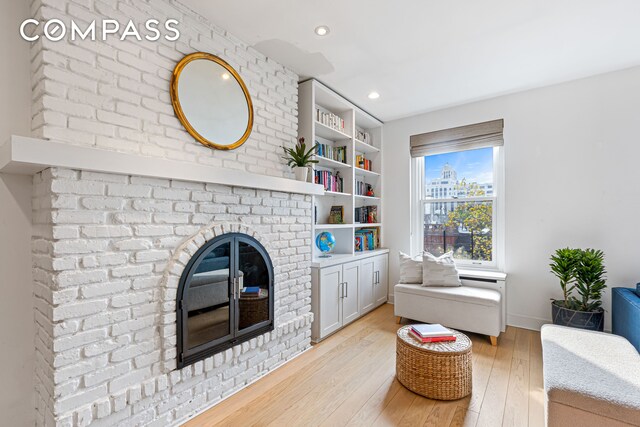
xmin=410 ymin=119 xmax=504 ymax=157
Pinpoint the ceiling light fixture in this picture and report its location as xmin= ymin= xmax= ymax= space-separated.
xmin=315 ymin=25 xmax=330 ymax=36
xmin=368 ymin=91 xmax=380 ymax=100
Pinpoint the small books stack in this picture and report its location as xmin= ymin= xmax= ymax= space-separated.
xmin=409 ymin=324 xmax=456 ymax=343
xmin=241 ymin=287 xmax=261 ymax=298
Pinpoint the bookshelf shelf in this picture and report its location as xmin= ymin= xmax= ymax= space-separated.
xmin=354 ymin=167 xmax=380 ymax=178
xmin=315 ymin=156 xmax=352 ymax=170
xmin=325 ymin=190 xmax=352 ymax=197
xmin=315 ymin=121 xmax=352 ymax=140
xmin=354 ymin=139 xmax=380 ymax=154
xmin=299 ymin=79 xmax=384 ymax=260
xmin=355 ymin=194 xmax=381 ymax=201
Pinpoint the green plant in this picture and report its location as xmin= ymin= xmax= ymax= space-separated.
xmin=549 ymin=248 xmax=580 ymax=307
xmin=572 ymin=249 xmax=607 ymax=312
xmin=282 ymin=137 xmax=319 ymax=168
xmin=549 ymin=248 xmax=607 ymax=312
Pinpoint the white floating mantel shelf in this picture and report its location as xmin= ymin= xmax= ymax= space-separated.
xmin=0 ymin=136 xmax=324 ymax=196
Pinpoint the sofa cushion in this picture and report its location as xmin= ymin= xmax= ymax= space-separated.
xmin=422 ymin=252 xmax=462 ymax=287
xmin=398 ymin=252 xmax=423 ymax=284
xmin=395 ymin=283 xmax=500 ymax=307
xmin=541 ymin=324 xmax=640 ymax=426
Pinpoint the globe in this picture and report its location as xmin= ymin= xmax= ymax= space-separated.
xmin=315 ymin=231 xmax=336 ymax=257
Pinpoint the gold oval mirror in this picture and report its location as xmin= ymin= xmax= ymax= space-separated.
xmin=170 ymin=52 xmax=254 ymax=150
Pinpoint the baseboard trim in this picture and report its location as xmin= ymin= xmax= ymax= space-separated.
xmin=507 ymin=313 xmax=550 ymax=331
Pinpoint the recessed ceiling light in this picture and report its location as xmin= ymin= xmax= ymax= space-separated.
xmin=315 ymin=26 xmax=330 ymax=36
xmin=221 ymin=73 xmax=230 ymax=80
xmin=368 ymin=92 xmax=380 ymax=100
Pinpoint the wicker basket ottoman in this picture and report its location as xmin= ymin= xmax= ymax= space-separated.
xmin=396 ymin=325 xmax=472 ymax=400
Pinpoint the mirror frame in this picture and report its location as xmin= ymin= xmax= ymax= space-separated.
xmin=170 ymin=52 xmax=254 ymax=151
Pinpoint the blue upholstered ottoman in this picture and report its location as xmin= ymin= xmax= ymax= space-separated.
xmin=612 ymin=284 xmax=640 ymax=352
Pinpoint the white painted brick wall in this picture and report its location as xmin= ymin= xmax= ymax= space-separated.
xmin=33 ymin=168 xmax=313 ymax=426
xmin=30 ymin=0 xmax=299 ymax=179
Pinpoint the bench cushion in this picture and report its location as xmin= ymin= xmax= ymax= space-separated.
xmin=395 ymin=283 xmax=500 ymax=307
xmin=541 ymin=324 xmax=640 ymax=426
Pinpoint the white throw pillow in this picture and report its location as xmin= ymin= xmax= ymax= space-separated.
xmin=398 ymin=252 xmax=423 ymax=284
xmin=422 ymin=252 xmax=462 ymax=287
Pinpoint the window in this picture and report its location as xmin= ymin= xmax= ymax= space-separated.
xmin=410 ymin=120 xmax=504 ymax=269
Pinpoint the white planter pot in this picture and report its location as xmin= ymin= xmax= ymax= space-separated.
xmin=294 ymin=167 xmax=309 ymax=182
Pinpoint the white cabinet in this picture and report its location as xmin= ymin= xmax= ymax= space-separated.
xmin=373 ymin=254 xmax=388 ymax=305
xmin=311 ymin=251 xmax=389 ymax=342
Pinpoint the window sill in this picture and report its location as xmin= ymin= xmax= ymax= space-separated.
xmin=458 ymin=268 xmax=506 ymax=282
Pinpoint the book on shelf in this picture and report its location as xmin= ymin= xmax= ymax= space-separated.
xmin=409 ymin=329 xmax=456 ymax=343
xmin=354 ymin=228 xmax=379 ymax=251
xmin=316 ymin=142 xmax=347 ymax=164
xmin=315 ymin=106 xmax=345 ymax=133
xmin=314 ymin=170 xmax=344 ymax=193
xmin=356 ymin=155 xmax=372 ymax=171
xmin=355 ymin=180 xmax=375 ymax=197
xmin=411 ymin=324 xmax=454 ymax=338
xmin=328 ymin=206 xmax=344 ymax=224
xmin=354 ymin=205 xmax=378 ymax=223
xmin=354 ymin=235 xmax=364 ymax=252
xmin=355 ymin=128 xmax=371 ymax=145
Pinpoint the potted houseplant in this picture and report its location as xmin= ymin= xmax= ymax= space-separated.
xmin=283 ymin=137 xmax=319 ymax=182
xmin=549 ymin=248 xmax=607 ymax=331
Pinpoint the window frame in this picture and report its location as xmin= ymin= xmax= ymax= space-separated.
xmin=411 ymin=146 xmax=504 ymax=271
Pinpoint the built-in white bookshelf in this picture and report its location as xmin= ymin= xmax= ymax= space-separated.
xmin=298 ymin=79 xmax=384 ymax=261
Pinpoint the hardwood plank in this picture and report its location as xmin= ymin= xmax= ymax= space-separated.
xmin=450 ymin=407 xmax=479 ymax=427
xmin=528 ymin=331 xmax=545 ymax=427
xmin=397 ymin=396 xmax=436 ymax=427
xmin=502 ymin=329 xmax=532 ymax=426
xmin=475 ymin=326 xmax=516 ymax=427
xmin=371 ymin=386 xmax=417 ymax=426
xmin=423 ymin=400 xmax=458 ymax=427
xmin=346 ymin=377 xmax=404 ymax=426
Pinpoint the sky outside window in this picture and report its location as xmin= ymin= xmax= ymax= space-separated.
xmin=424 ymin=147 xmax=493 ymax=185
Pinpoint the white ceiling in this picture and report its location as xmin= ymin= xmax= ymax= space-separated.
xmin=180 ymin=0 xmax=640 ymax=121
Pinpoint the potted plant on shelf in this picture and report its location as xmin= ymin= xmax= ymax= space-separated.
xmin=283 ymin=137 xmax=319 ymax=182
xmin=549 ymin=247 xmax=607 ymax=331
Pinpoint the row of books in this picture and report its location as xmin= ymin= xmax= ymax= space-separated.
xmin=409 ymin=324 xmax=457 ymax=343
xmin=355 ymin=129 xmax=372 ymax=145
xmin=354 ymin=228 xmax=380 ymax=251
xmin=315 ymin=170 xmax=344 ymax=193
xmin=315 ymin=106 xmax=346 ymax=134
xmin=316 ymin=142 xmax=347 ymax=164
xmin=356 ymin=155 xmax=372 ymax=171
xmin=354 ymin=205 xmax=378 ymax=224
xmin=355 ymin=180 xmax=374 ymax=197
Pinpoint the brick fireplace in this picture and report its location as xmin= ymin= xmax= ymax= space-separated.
xmin=31 ymin=166 xmax=314 ymax=425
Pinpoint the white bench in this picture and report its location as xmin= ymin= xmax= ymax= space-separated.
xmin=394 ymin=270 xmax=506 ymax=345
xmin=541 ymin=324 xmax=640 ymax=426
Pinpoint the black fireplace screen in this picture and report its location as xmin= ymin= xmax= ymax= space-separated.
xmin=176 ymin=233 xmax=274 ymax=368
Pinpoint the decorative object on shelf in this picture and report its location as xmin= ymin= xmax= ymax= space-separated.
xmin=282 ymin=137 xmax=319 ymax=182
xmin=549 ymin=248 xmax=607 ymax=331
xmin=354 ymin=236 xmax=363 ymax=252
xmin=328 ymin=205 xmax=344 ymax=224
xmin=315 ymin=106 xmax=346 ymax=133
xmin=316 ymin=231 xmax=336 ymax=258
xmin=171 ymin=52 xmax=253 ymax=151
xmin=356 ymin=155 xmax=372 ymax=171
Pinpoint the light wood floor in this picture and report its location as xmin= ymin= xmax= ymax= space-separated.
xmin=184 ymin=304 xmax=544 ymax=427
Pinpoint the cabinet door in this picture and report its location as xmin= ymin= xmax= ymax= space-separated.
xmin=319 ymin=265 xmax=343 ymax=337
xmin=342 ymin=261 xmax=360 ymax=325
xmin=373 ymin=254 xmax=389 ymax=305
xmin=359 ymin=257 xmax=375 ymax=315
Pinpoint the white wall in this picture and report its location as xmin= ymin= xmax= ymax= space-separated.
xmin=0 ymin=1 xmax=34 ymax=426
xmin=383 ymin=66 xmax=640 ymax=330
